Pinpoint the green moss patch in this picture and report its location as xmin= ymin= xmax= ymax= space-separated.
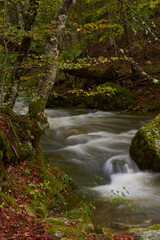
xmin=130 ymin=113 xmax=160 ymax=171
xmin=0 ymin=192 xmax=16 ymax=206
xmin=47 ymin=81 xmax=135 ymax=111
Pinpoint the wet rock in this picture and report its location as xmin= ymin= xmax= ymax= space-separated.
xmin=112 ymin=158 xmax=126 ymax=173
xmin=146 ymin=60 xmax=152 ymax=65
xmin=129 ymin=114 xmax=160 ymax=171
xmin=66 ymin=128 xmax=88 ymax=137
xmin=110 ymin=222 xmax=147 ymax=231
xmin=132 ymin=230 xmax=160 ymax=240
xmin=54 ymin=230 xmax=65 ymax=239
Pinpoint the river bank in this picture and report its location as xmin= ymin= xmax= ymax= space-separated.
xmin=0 ymin=154 xmax=137 ymax=240
xmin=0 ymin=106 xmax=159 ymax=239
xmin=47 ymin=59 xmax=160 ymax=114
xmin=0 ymin=108 xmax=129 ymax=239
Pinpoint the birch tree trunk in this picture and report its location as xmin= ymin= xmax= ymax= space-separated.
xmin=29 ymin=0 xmax=75 ymax=153
xmin=36 ymin=0 xmax=75 ymax=104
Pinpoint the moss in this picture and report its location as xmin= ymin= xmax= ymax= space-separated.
xmin=0 ymin=192 xmax=16 ymax=205
xmin=27 ymin=200 xmax=47 ymax=219
xmin=29 ymin=95 xmax=46 ymax=117
xmin=0 ymin=131 xmax=10 ymax=151
xmin=150 ymin=224 xmax=160 ymax=230
xmin=47 ymin=82 xmax=135 ymax=111
xmin=0 ymin=107 xmax=113 ymax=239
xmin=0 ymin=130 xmax=10 ymax=170
xmin=0 ymin=151 xmax=3 ymax=160
xmin=19 ymin=143 xmax=35 ymax=161
xmin=45 ymin=217 xmax=114 ymax=239
xmin=130 ymin=113 xmax=160 ymax=171
xmin=84 ymin=82 xmax=135 ymax=110
xmin=23 ymin=160 xmax=76 ymax=220
xmin=103 ymin=82 xmax=135 ymax=109
xmin=0 ymin=108 xmax=40 ymax=166
xmin=128 ymin=224 xmax=160 ymax=233
xmin=28 ymin=96 xmax=49 ymax=153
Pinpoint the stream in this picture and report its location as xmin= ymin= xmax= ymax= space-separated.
xmin=15 ymin=99 xmax=160 ymax=228
xmin=41 ymin=108 xmax=160 ymax=229
xmin=15 ymin=95 xmax=160 ymax=229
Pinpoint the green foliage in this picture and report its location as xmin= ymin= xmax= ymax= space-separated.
xmin=0 ymin=192 xmax=16 ymax=206
xmin=110 ymin=187 xmax=141 ymax=211
xmin=58 ymin=56 xmax=132 ymax=70
xmin=25 ymin=163 xmax=76 ymax=219
xmin=67 ymin=84 xmax=116 ymax=97
xmin=0 ymin=130 xmax=9 ymax=152
xmin=0 ymin=0 xmax=159 ymax=103
xmin=24 ymin=168 xmax=31 ymax=175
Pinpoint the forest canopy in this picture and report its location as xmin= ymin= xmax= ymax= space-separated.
xmin=0 ymin=0 xmax=159 ymax=109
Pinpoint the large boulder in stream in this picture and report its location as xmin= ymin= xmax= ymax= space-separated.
xmin=129 ymin=113 xmax=160 ymax=171
xmin=87 ymin=82 xmax=135 ymax=110
xmin=47 ymin=82 xmax=135 ymax=111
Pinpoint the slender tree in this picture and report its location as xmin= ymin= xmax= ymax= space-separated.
xmin=4 ymin=0 xmax=39 ymax=107
xmin=28 ymin=0 xmax=76 ymax=152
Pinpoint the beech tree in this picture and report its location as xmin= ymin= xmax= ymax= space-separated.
xmin=0 ymin=0 xmax=76 ymax=152
xmin=0 ymin=0 xmax=159 ymax=109
xmin=4 ymin=0 xmax=39 ymax=107
xmin=60 ymin=0 xmax=159 ymax=72
xmin=0 ymin=0 xmax=159 ymax=112
xmin=1 ymin=0 xmax=75 ymax=109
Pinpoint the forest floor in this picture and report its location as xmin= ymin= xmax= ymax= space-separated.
xmin=0 ymin=161 xmax=55 ymax=240
xmin=121 ymin=60 xmax=160 ymax=113
xmin=0 ymin=159 xmax=136 ymax=240
xmin=0 ymin=38 xmax=159 ymax=239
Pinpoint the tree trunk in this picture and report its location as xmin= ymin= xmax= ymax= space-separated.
xmin=121 ymin=3 xmax=137 ymax=80
xmin=29 ymin=0 xmax=75 ymax=153
xmin=0 ymin=2 xmax=8 ymax=106
xmin=36 ymin=0 xmax=75 ymax=103
xmin=106 ymin=0 xmax=117 ymax=57
xmin=4 ymin=0 xmax=39 ymax=108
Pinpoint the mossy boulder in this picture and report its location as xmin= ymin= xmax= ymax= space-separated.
xmin=0 ymin=108 xmax=41 ymax=167
xmin=130 ymin=230 xmax=160 ymax=240
xmin=89 ymin=82 xmax=135 ymax=110
xmin=47 ymin=82 xmax=135 ymax=111
xmin=129 ymin=113 xmax=160 ymax=171
xmin=128 ymin=224 xmax=160 ymax=240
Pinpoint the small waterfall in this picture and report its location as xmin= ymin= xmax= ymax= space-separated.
xmin=42 ymin=108 xmax=160 ymax=226
xmin=104 ymin=155 xmax=138 ymax=175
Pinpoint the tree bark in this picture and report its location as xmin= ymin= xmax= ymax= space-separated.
xmin=106 ymin=0 xmax=117 ymax=57
xmin=4 ymin=0 xmax=39 ymax=108
xmin=29 ymin=0 xmax=75 ymax=153
xmin=121 ymin=3 xmax=137 ymax=80
xmin=36 ymin=0 xmax=75 ymax=104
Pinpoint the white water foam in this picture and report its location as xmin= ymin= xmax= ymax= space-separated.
xmin=93 ymin=172 xmax=160 ymax=207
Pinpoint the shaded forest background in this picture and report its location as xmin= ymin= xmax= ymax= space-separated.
xmin=0 ymin=0 xmax=160 ymax=112
xmin=0 ymin=1 xmax=160 ymax=239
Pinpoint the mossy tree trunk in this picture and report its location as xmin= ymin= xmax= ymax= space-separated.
xmin=29 ymin=0 xmax=76 ymax=153
xmin=120 ymin=3 xmax=137 ymax=80
xmin=0 ymin=130 xmax=10 ymax=190
xmin=37 ymin=0 xmax=75 ymax=100
xmin=4 ymin=0 xmax=39 ymax=108
xmin=0 ymin=152 xmax=5 ymax=191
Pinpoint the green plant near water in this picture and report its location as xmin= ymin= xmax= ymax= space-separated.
xmin=110 ymin=186 xmax=141 ymax=211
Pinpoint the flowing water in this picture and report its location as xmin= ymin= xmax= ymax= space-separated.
xmin=40 ymin=108 xmax=160 ymax=228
